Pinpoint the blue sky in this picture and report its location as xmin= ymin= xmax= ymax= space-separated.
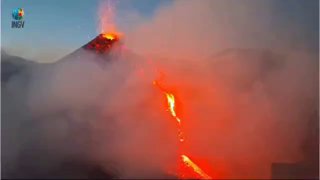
xmin=1 ymin=0 xmax=172 ymax=61
xmin=1 ymin=0 xmax=318 ymax=62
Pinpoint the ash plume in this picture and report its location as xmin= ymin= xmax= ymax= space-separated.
xmin=2 ymin=0 xmax=318 ymax=179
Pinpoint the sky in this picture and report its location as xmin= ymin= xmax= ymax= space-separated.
xmin=1 ymin=0 xmax=318 ymax=62
xmin=1 ymin=0 xmax=172 ymax=62
xmin=1 ymin=1 xmax=319 ymax=178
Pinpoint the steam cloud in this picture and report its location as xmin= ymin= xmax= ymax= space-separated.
xmin=2 ymin=0 xmax=318 ymax=179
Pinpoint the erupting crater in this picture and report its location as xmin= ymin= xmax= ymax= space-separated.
xmin=84 ymin=32 xmax=122 ymax=53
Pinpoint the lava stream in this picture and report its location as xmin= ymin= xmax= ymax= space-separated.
xmin=165 ymin=93 xmax=181 ymax=124
xmin=181 ymin=155 xmax=212 ymax=179
xmin=154 ymin=79 xmax=212 ymax=179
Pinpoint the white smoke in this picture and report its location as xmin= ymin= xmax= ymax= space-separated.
xmin=2 ymin=0 xmax=318 ymax=179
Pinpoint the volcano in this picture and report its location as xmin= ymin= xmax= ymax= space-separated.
xmin=57 ymin=32 xmax=126 ymax=65
xmin=83 ymin=33 xmax=121 ymax=54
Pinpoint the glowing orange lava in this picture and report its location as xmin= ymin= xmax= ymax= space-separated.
xmin=97 ymin=1 xmax=211 ymax=175
xmin=101 ymin=32 xmax=121 ymax=41
xmin=181 ymin=155 xmax=212 ymax=179
xmin=97 ymin=1 xmax=123 ymax=43
xmin=154 ymin=79 xmax=212 ymax=179
xmin=102 ymin=33 xmax=116 ymax=40
xmin=165 ymin=93 xmax=181 ymax=124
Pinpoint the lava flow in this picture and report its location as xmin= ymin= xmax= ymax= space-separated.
xmin=153 ymin=79 xmax=212 ymax=179
xmin=97 ymin=3 xmax=210 ymax=177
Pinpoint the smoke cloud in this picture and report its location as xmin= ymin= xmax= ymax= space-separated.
xmin=2 ymin=0 xmax=318 ymax=179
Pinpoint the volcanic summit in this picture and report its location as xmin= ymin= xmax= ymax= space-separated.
xmin=57 ymin=32 xmax=131 ymax=65
xmin=83 ymin=33 xmax=121 ymax=54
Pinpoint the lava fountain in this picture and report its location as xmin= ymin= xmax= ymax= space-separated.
xmin=97 ymin=1 xmax=212 ymax=178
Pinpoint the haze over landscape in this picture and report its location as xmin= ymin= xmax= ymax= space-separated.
xmin=1 ymin=0 xmax=318 ymax=179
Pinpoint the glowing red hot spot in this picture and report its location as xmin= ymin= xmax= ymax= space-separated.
xmin=153 ymin=78 xmax=212 ymax=179
xmin=83 ymin=32 xmax=121 ymax=53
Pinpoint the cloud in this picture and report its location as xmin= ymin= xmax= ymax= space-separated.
xmin=2 ymin=0 xmax=318 ymax=179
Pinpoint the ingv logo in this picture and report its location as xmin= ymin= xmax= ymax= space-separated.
xmin=12 ymin=8 xmax=25 ymax=28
